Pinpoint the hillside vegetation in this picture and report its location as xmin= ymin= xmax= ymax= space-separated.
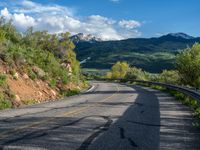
xmin=106 ymin=43 xmax=200 ymax=89
xmin=0 ymin=18 xmax=85 ymax=109
xmin=74 ymin=34 xmax=200 ymax=72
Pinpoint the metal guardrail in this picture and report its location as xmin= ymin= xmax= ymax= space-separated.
xmin=102 ymin=78 xmax=200 ymax=102
xmin=135 ymin=80 xmax=200 ymax=102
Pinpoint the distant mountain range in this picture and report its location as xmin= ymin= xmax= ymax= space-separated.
xmin=71 ymin=33 xmax=200 ymax=73
xmin=166 ymin=33 xmax=195 ymax=39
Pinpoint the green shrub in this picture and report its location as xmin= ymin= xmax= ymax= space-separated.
xmin=60 ymin=89 xmax=79 ymax=97
xmin=195 ymin=107 xmax=200 ymax=118
xmin=176 ymin=43 xmax=200 ymax=88
xmin=4 ymin=89 xmax=15 ymax=99
xmin=41 ymin=75 xmax=49 ymax=81
xmin=125 ymin=67 xmax=148 ymax=81
xmin=28 ymin=70 xmax=37 ymax=80
xmin=60 ymin=72 xmax=69 ymax=85
xmin=49 ymin=79 xmax=57 ymax=88
xmin=0 ymin=92 xmax=12 ymax=109
xmin=0 ymin=99 xmax=12 ymax=109
xmin=23 ymin=99 xmax=37 ymax=105
xmin=9 ymin=69 xmax=16 ymax=76
xmin=106 ymin=61 xmax=129 ymax=79
xmin=158 ymin=70 xmax=180 ymax=85
xmin=0 ymin=92 xmax=4 ymax=100
xmin=0 ymin=74 xmax=7 ymax=86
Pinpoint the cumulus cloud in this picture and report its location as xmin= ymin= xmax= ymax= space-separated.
xmin=0 ymin=1 xmax=142 ymax=40
xmin=0 ymin=7 xmax=36 ymax=31
xmin=35 ymin=15 xmax=82 ymax=34
xmin=86 ymin=15 xmax=116 ymax=25
xmin=82 ymin=15 xmax=122 ymax=40
xmin=13 ymin=13 xmax=36 ymax=31
xmin=13 ymin=0 xmax=74 ymax=16
xmin=0 ymin=8 xmax=11 ymax=19
xmin=119 ymin=20 xmax=141 ymax=29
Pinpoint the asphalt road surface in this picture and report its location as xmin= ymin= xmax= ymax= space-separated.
xmin=0 ymin=81 xmax=199 ymax=150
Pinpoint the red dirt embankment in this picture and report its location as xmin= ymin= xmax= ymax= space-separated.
xmin=0 ymin=61 xmax=59 ymax=107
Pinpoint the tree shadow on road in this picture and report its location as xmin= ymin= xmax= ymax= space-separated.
xmin=0 ymin=85 xmax=199 ymax=150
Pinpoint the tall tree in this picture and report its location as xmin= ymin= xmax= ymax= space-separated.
xmin=110 ymin=61 xmax=129 ymax=79
xmin=176 ymin=43 xmax=200 ymax=88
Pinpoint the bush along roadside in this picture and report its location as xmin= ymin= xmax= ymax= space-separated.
xmin=0 ymin=17 xmax=87 ymax=110
xmin=0 ymin=73 xmax=14 ymax=109
xmin=132 ymin=82 xmax=200 ymax=127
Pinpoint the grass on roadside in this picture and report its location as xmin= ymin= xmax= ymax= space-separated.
xmin=0 ymin=92 xmax=12 ymax=110
xmin=60 ymin=89 xmax=80 ymax=97
xmin=22 ymin=99 xmax=38 ymax=105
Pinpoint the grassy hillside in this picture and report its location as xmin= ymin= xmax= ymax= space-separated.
xmin=0 ymin=18 xmax=85 ymax=109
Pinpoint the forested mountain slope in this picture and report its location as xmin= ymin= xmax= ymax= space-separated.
xmin=73 ymin=33 xmax=200 ymax=72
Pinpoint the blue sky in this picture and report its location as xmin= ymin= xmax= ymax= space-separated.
xmin=0 ymin=0 xmax=199 ymax=40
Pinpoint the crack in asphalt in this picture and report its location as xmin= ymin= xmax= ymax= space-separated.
xmin=119 ymin=127 xmax=125 ymax=139
xmin=140 ymin=110 xmax=144 ymax=114
xmin=119 ymin=127 xmax=138 ymax=148
xmin=128 ymin=137 xmax=138 ymax=147
xmin=1 ymin=115 xmax=113 ymax=149
xmin=77 ymin=116 xmax=113 ymax=150
xmin=127 ymin=120 xmax=162 ymax=127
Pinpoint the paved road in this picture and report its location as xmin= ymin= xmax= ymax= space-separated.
xmin=0 ymin=81 xmax=199 ymax=150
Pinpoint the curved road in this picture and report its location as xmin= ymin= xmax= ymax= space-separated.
xmin=0 ymin=81 xmax=199 ymax=150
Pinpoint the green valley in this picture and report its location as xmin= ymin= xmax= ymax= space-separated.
xmin=73 ymin=33 xmax=200 ymax=72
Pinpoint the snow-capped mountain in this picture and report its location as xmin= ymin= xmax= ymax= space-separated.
xmin=70 ymin=33 xmax=102 ymax=43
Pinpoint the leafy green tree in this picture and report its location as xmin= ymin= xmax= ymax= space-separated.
xmin=106 ymin=71 xmax=112 ymax=79
xmin=65 ymin=49 xmax=81 ymax=82
xmin=158 ymin=70 xmax=180 ymax=84
xmin=110 ymin=61 xmax=129 ymax=79
xmin=2 ymin=20 xmax=21 ymax=43
xmin=176 ymin=43 xmax=200 ymax=88
xmin=125 ymin=67 xmax=148 ymax=81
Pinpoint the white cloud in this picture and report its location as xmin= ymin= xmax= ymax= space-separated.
xmin=86 ymin=15 xmax=116 ymax=25
xmin=0 ymin=1 xmax=142 ymax=40
xmin=14 ymin=0 xmax=74 ymax=16
xmin=35 ymin=14 xmax=82 ymax=34
xmin=119 ymin=20 xmax=141 ymax=29
xmin=13 ymin=13 xmax=36 ymax=31
xmin=0 ymin=7 xmax=36 ymax=31
xmin=33 ymin=14 xmax=122 ymax=40
xmin=82 ymin=15 xmax=122 ymax=40
xmin=0 ymin=8 xmax=11 ymax=19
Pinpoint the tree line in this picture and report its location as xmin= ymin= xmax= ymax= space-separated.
xmin=106 ymin=43 xmax=200 ymax=89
